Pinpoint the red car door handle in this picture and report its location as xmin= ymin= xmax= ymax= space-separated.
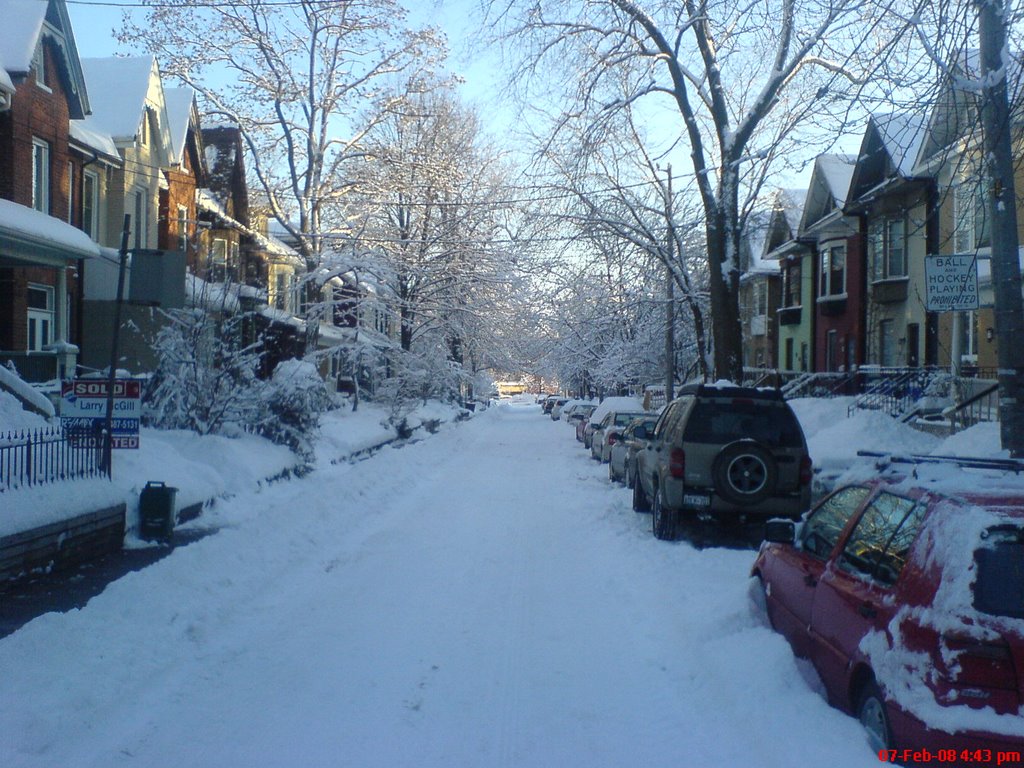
xmin=803 ymin=573 xmax=817 ymax=587
xmin=858 ymin=602 xmax=877 ymax=619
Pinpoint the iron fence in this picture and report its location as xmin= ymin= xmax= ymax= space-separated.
xmin=0 ymin=426 xmax=105 ymax=492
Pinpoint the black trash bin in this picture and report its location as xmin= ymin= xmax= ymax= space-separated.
xmin=139 ymin=481 xmax=178 ymax=542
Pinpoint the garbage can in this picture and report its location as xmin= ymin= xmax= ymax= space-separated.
xmin=139 ymin=481 xmax=178 ymax=542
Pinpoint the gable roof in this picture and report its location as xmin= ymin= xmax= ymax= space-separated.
xmin=164 ymin=86 xmax=197 ymax=167
xmin=80 ymin=56 xmax=172 ymax=162
xmin=847 ymin=111 xmax=930 ymax=205
xmin=0 ymin=0 xmax=89 ymax=117
xmin=740 ymin=209 xmax=778 ymax=276
xmin=762 ymin=188 xmax=807 ymax=260
xmin=799 ymin=154 xmax=856 ymax=233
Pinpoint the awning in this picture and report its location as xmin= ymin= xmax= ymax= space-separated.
xmin=0 ymin=198 xmax=101 ymax=267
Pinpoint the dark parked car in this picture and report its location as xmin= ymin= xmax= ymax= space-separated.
xmin=632 ymin=383 xmax=811 ymax=539
xmin=751 ymin=465 xmax=1024 ymax=761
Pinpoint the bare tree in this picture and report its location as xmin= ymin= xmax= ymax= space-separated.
xmin=489 ymin=0 xmax=909 ymax=380
xmin=347 ymin=86 xmax=520 ymax=399
xmin=121 ymin=0 xmax=444 ymax=270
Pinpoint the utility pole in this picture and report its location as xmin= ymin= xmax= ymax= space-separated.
xmin=101 ymin=214 xmax=131 ymax=477
xmin=665 ymin=164 xmax=676 ymax=401
xmin=977 ymin=0 xmax=1024 ymax=457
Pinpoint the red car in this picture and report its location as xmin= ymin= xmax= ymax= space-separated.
xmin=752 ymin=463 xmax=1024 ymax=763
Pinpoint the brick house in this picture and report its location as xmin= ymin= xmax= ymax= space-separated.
xmin=0 ymin=0 xmax=101 ymax=383
xmin=798 ymin=154 xmax=863 ymax=373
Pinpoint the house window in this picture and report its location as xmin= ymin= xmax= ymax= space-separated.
xmin=132 ymin=187 xmax=148 ymax=249
xmin=753 ymin=282 xmax=768 ymax=316
xmin=819 ymin=244 xmax=846 ymax=298
xmin=869 ymin=216 xmax=908 ymax=281
xmin=33 ymin=42 xmax=48 ymax=90
xmin=785 ymin=338 xmax=794 ymax=371
xmin=82 ymin=170 xmax=99 ymax=241
xmin=211 ymin=238 xmax=227 ymax=281
xmin=27 ymin=284 xmax=54 ymax=352
xmin=274 ymin=272 xmax=292 ymax=311
xmin=32 ymin=139 xmax=50 ymax=213
xmin=879 ymin=319 xmax=898 ymax=367
xmin=177 ymin=206 xmax=189 ymax=252
xmin=954 ymin=180 xmax=990 ymax=253
xmin=784 ymin=259 xmax=801 ymax=307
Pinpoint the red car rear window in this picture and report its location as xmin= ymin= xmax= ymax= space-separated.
xmin=974 ymin=527 xmax=1024 ymax=619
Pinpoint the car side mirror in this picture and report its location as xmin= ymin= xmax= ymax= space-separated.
xmin=763 ymin=520 xmax=796 ymax=544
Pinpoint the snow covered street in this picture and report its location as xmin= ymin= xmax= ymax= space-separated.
xmin=2 ymin=401 xmax=884 ymax=767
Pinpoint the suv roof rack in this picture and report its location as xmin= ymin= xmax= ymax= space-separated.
xmin=856 ymin=450 xmax=1024 ymax=475
xmin=679 ymin=383 xmax=783 ymax=400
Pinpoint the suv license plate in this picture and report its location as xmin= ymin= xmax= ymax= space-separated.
xmin=683 ymin=493 xmax=711 ymax=507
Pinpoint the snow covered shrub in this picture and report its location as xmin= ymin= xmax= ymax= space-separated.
xmin=144 ymin=308 xmax=262 ymax=434
xmin=256 ymin=359 xmax=331 ymax=462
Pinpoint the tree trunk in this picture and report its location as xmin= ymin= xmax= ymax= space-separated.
xmin=978 ymin=0 xmax=1024 ymax=457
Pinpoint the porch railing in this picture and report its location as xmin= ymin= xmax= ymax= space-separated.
xmin=0 ymin=426 xmax=104 ymax=492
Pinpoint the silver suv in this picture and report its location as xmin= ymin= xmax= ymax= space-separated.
xmin=632 ymin=384 xmax=812 ymax=540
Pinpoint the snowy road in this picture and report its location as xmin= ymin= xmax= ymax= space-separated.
xmin=1 ymin=401 xmax=880 ymax=767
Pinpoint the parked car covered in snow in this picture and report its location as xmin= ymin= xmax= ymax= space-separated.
xmin=565 ymin=402 xmax=597 ymax=435
xmin=609 ymin=416 xmax=659 ymax=484
xmin=549 ymin=398 xmax=570 ymax=420
xmin=583 ymin=396 xmax=645 ymax=450
xmin=632 ymin=383 xmax=811 ymax=539
xmin=751 ymin=462 xmax=1024 ymax=760
xmin=590 ymin=409 xmax=648 ymax=463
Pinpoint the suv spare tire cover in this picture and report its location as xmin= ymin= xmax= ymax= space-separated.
xmin=712 ymin=440 xmax=778 ymax=506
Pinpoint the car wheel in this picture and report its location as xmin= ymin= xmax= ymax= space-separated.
xmin=632 ymin=476 xmax=651 ymax=512
xmin=652 ymin=486 xmax=676 ymax=541
xmin=857 ymin=680 xmax=893 ymax=753
xmin=712 ymin=441 xmax=779 ymax=506
xmin=609 ymin=462 xmax=617 ymax=482
xmin=626 ymin=465 xmax=635 ymax=489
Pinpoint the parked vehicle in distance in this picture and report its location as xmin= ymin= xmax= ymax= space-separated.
xmin=584 ymin=396 xmax=645 ymax=450
xmin=609 ymin=416 xmax=659 ymax=485
xmin=751 ymin=463 xmax=1024 ymax=760
xmin=541 ymin=395 xmax=561 ymax=414
xmin=632 ymin=383 xmax=811 ymax=539
xmin=566 ymin=403 xmax=597 ymax=436
xmin=549 ymin=398 xmax=570 ymax=420
xmin=560 ymin=399 xmax=592 ymax=423
xmin=591 ymin=410 xmax=648 ymax=463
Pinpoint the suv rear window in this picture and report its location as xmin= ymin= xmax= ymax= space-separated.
xmin=974 ymin=527 xmax=1024 ymax=619
xmin=682 ymin=400 xmax=804 ymax=447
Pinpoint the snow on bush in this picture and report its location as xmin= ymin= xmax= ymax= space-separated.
xmin=256 ymin=359 xmax=331 ymax=463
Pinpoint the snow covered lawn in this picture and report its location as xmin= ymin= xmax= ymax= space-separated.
xmin=2 ymin=398 xmax=966 ymax=768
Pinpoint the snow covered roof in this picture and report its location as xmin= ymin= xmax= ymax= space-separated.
xmin=873 ymin=112 xmax=928 ymax=177
xmin=0 ymin=0 xmax=48 ymax=75
xmin=80 ymin=56 xmax=169 ymax=151
xmin=0 ymin=54 xmax=15 ymax=103
xmin=197 ymin=188 xmax=242 ymax=229
xmin=799 ymin=154 xmax=857 ymax=233
xmin=741 ymin=209 xmax=778 ymax=276
xmin=0 ymin=197 xmax=101 ymax=262
xmin=0 ymin=0 xmax=89 ymax=118
xmin=164 ymin=86 xmax=195 ymax=167
xmin=68 ymin=117 xmax=120 ymax=162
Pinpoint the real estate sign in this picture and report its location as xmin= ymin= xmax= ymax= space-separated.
xmin=60 ymin=379 xmax=142 ymax=449
xmin=925 ymin=254 xmax=980 ymax=312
